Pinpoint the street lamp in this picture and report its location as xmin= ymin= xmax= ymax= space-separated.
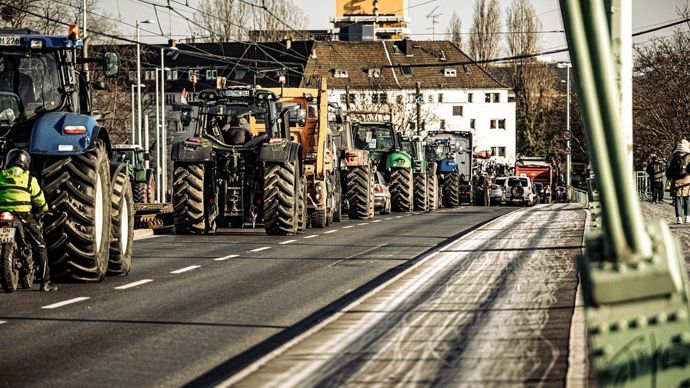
xmin=136 ymin=19 xmax=155 ymax=147
xmin=557 ymin=62 xmax=572 ymax=200
xmin=130 ymin=83 xmax=145 ymax=145
xmin=160 ymin=44 xmax=178 ymax=202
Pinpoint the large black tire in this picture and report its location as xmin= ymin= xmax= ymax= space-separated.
xmin=229 ymin=216 xmax=243 ymax=228
xmin=368 ymin=171 xmax=375 ymax=219
xmin=42 ymin=142 xmax=112 ymax=282
xmin=442 ymin=171 xmax=460 ymax=208
xmin=19 ymin=250 xmax=34 ymax=289
xmin=173 ymin=163 xmax=207 ymax=234
xmin=428 ymin=174 xmax=439 ymax=211
xmin=0 ymin=242 xmax=18 ymax=292
xmin=263 ymin=162 xmax=299 ymax=236
xmin=333 ymin=170 xmax=342 ymax=222
xmin=414 ymin=174 xmax=428 ymax=211
xmin=347 ymin=166 xmax=373 ymax=220
xmin=297 ymin=175 xmax=307 ymax=233
xmin=390 ymin=168 xmax=414 ymax=212
xmin=133 ymin=182 xmax=147 ymax=203
xmin=108 ymin=172 xmax=134 ymax=276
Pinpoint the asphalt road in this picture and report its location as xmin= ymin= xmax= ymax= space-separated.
xmin=0 ymin=206 xmax=512 ymax=387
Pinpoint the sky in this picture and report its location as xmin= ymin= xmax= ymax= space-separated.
xmin=100 ymin=0 xmax=690 ymax=59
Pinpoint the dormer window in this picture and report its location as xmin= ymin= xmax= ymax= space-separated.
xmin=444 ymin=68 xmax=457 ymax=77
xmin=333 ymin=69 xmax=349 ymax=78
xmin=367 ymin=68 xmax=381 ymax=78
xmin=400 ymin=65 xmax=413 ymax=76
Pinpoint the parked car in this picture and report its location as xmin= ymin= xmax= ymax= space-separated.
xmin=507 ymin=176 xmax=536 ymax=206
xmin=490 ymin=176 xmax=508 ymax=205
xmin=374 ymin=171 xmax=391 ymax=214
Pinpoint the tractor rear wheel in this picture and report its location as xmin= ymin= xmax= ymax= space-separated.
xmin=42 ymin=142 xmax=112 ymax=282
xmin=414 ymin=174 xmax=428 ymax=211
xmin=297 ymin=174 xmax=307 ymax=233
xmin=442 ymin=171 xmax=460 ymax=208
xmin=108 ymin=171 xmax=134 ymax=276
xmin=133 ymin=182 xmax=147 ymax=203
xmin=309 ymin=210 xmax=327 ymax=228
xmin=264 ymin=162 xmax=299 ymax=235
xmin=428 ymin=174 xmax=439 ymax=211
xmin=390 ymin=168 xmax=414 ymax=212
xmin=347 ymin=165 xmax=373 ymax=220
xmin=173 ymin=162 xmax=208 ymax=234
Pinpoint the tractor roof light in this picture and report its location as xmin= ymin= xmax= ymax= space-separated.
xmin=68 ymin=24 xmax=80 ymax=41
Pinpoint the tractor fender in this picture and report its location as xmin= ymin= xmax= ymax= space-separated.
xmin=259 ymin=140 xmax=300 ymax=163
xmin=386 ymin=151 xmax=412 ymax=170
xmin=438 ymin=159 xmax=459 ymax=173
xmin=171 ymin=140 xmax=213 ymax=162
xmin=109 ymin=162 xmax=127 ymax=185
xmin=29 ymin=112 xmax=102 ymax=156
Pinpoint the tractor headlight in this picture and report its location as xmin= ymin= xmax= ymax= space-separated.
xmin=29 ymin=39 xmax=44 ymax=49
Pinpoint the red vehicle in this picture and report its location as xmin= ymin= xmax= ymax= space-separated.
xmin=515 ymin=158 xmax=553 ymax=204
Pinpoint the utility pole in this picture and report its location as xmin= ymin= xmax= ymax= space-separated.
xmin=415 ymin=82 xmax=421 ymax=135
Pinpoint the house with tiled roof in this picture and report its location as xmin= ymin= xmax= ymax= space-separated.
xmin=301 ymin=39 xmax=517 ymax=164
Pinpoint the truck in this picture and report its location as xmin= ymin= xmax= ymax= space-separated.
xmin=0 ymin=26 xmax=133 ymax=281
xmin=111 ymin=144 xmax=155 ymax=203
xmin=328 ymin=104 xmax=374 ymax=220
xmin=270 ymin=80 xmax=339 ymax=227
xmin=348 ymin=112 xmax=414 ymax=212
xmin=171 ymin=87 xmax=305 ymax=235
xmin=515 ymin=157 xmax=553 ymax=204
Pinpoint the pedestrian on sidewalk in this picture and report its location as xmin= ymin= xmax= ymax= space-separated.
xmin=645 ymin=154 xmax=665 ymax=203
xmin=666 ymin=139 xmax=690 ymax=224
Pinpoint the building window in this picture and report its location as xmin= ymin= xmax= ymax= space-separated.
xmin=468 ymin=93 xmax=473 ymax=103
xmin=438 ymin=93 xmax=444 ymax=103
xmin=340 ymin=93 xmax=355 ymax=105
xmin=367 ymin=68 xmax=381 ymax=78
xmin=334 ymin=69 xmax=349 ymax=78
xmin=400 ymin=65 xmax=413 ymax=76
xmin=490 ymin=119 xmax=506 ymax=129
xmin=491 ymin=146 xmax=506 ymax=157
xmin=440 ymin=119 xmax=446 ymax=129
xmin=470 ymin=119 xmax=476 ymax=129
xmin=165 ymin=94 xmax=176 ymax=105
xmin=452 ymin=106 xmax=463 ymax=116
xmin=408 ymin=93 xmax=416 ymax=103
xmin=485 ymin=92 xmax=500 ymax=103
xmin=396 ymin=94 xmax=404 ymax=104
xmin=428 ymin=94 xmax=434 ymax=103
xmin=188 ymin=69 xmax=199 ymax=80
xmin=206 ymin=69 xmax=217 ymax=80
xmin=444 ymin=68 xmax=457 ymax=77
xmin=372 ymin=93 xmax=388 ymax=104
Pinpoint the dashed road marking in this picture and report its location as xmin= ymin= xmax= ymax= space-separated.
xmin=250 ymin=246 xmax=271 ymax=252
xmin=0 ymin=321 xmax=6 ymax=325
xmin=357 ymin=223 xmax=369 ymax=226
xmin=342 ymin=226 xmax=354 ymax=229
xmin=171 ymin=265 xmax=201 ymax=274
xmin=372 ymin=220 xmax=382 ymax=223
xmin=394 ymin=216 xmax=403 ymax=219
xmin=42 ymin=297 xmax=90 ymax=310
xmin=384 ymin=217 xmax=393 ymax=220
xmin=114 ymin=279 xmax=153 ymax=290
xmin=304 ymin=235 xmax=319 ymax=239
xmin=324 ymin=230 xmax=337 ymax=234
xmin=279 ymin=240 xmax=297 ymax=245
xmin=214 ymin=254 xmax=239 ymax=261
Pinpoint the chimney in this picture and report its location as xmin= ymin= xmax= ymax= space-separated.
xmin=402 ymin=38 xmax=413 ymax=57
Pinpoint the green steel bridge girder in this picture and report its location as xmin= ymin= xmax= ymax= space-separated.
xmin=560 ymin=0 xmax=690 ymax=386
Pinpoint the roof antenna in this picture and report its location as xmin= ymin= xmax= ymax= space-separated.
xmin=425 ymin=6 xmax=443 ymax=40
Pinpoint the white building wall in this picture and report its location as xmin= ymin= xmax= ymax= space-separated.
xmin=328 ymin=88 xmax=517 ymax=165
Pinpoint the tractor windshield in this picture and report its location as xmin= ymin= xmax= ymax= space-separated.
xmin=0 ymin=52 xmax=62 ymax=120
xmin=352 ymin=125 xmax=394 ymax=151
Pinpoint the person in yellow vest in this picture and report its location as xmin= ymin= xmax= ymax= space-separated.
xmin=0 ymin=149 xmax=57 ymax=291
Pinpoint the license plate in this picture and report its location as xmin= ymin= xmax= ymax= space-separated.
xmin=0 ymin=228 xmax=15 ymax=243
xmin=0 ymin=36 xmax=21 ymax=46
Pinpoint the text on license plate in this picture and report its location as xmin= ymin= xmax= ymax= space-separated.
xmin=0 ymin=228 xmax=16 ymax=243
xmin=0 ymin=36 xmax=21 ymax=46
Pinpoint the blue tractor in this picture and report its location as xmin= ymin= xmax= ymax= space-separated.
xmin=0 ymin=27 xmax=132 ymax=281
xmin=427 ymin=130 xmax=473 ymax=207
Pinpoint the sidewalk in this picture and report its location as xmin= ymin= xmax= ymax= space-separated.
xmin=228 ymin=204 xmax=588 ymax=387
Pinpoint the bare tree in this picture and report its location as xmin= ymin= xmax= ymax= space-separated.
xmin=0 ymin=0 xmax=115 ymax=37
xmin=468 ymin=0 xmax=502 ymax=64
xmin=446 ymin=12 xmax=462 ymax=51
xmin=193 ymin=0 xmax=308 ymax=42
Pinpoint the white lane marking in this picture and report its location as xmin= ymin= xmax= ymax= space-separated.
xmin=250 ymin=247 xmax=271 ymax=252
xmin=279 ymin=240 xmax=297 ymax=245
xmin=372 ymin=220 xmax=382 ymax=223
xmin=304 ymin=235 xmax=319 ymax=239
xmin=342 ymin=226 xmax=354 ymax=229
xmin=42 ymin=297 xmax=90 ymax=310
xmin=114 ymin=279 xmax=153 ymax=290
xmin=0 ymin=321 xmax=6 ymax=325
xmin=384 ymin=218 xmax=393 ymax=220
xmin=324 ymin=230 xmax=337 ymax=234
xmin=171 ymin=265 xmax=201 ymax=274
xmin=357 ymin=223 xmax=369 ymax=226
xmin=395 ymin=216 xmax=403 ymax=219
xmin=215 ymin=254 xmax=239 ymax=261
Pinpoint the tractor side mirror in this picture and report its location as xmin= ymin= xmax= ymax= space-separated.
xmin=180 ymin=108 xmax=192 ymax=127
xmin=103 ymin=52 xmax=119 ymax=78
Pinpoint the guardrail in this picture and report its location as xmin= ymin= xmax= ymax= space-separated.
xmin=568 ymin=187 xmax=589 ymax=206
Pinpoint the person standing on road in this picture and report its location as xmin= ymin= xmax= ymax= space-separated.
xmin=646 ymin=154 xmax=665 ymax=203
xmin=0 ymin=149 xmax=57 ymax=291
xmin=666 ymin=139 xmax=690 ymax=224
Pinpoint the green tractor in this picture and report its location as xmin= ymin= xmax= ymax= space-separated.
xmin=111 ymin=144 xmax=155 ymax=203
xmin=349 ymin=114 xmax=414 ymax=212
xmin=401 ymin=134 xmax=439 ymax=212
